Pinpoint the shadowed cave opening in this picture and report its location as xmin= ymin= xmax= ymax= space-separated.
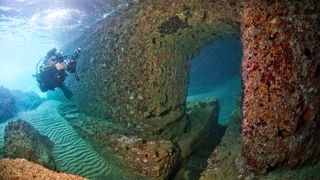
xmin=176 ymin=37 xmax=243 ymax=179
xmin=187 ymin=37 xmax=242 ymax=125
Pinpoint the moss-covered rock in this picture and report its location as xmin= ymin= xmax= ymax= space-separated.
xmin=64 ymin=0 xmax=241 ymax=137
xmin=3 ymin=119 xmax=56 ymax=170
xmin=58 ymin=98 xmax=220 ymax=179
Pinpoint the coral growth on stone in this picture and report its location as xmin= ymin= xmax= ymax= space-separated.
xmin=3 ymin=119 xmax=56 ymax=170
xmin=241 ymin=1 xmax=320 ymax=173
xmin=63 ymin=0 xmax=241 ymax=136
xmin=57 ymin=0 xmax=319 ymax=177
xmin=0 ymin=86 xmax=17 ymax=123
xmin=0 ymin=158 xmax=86 ymax=180
xmin=200 ymin=104 xmax=320 ymax=180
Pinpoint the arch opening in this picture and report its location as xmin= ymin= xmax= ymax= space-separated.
xmin=187 ymin=36 xmax=243 ymax=125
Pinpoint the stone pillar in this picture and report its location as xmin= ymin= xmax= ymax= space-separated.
xmin=65 ymin=0 xmax=240 ymax=138
xmin=241 ymin=1 xmax=320 ymax=173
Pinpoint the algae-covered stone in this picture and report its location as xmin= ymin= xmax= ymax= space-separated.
xmin=59 ymin=0 xmax=320 ymax=178
xmin=3 ymin=119 xmax=56 ymax=170
xmin=59 ymin=98 xmax=222 ymax=179
xmin=109 ymin=136 xmax=180 ymax=179
xmin=64 ymin=0 xmax=241 ymax=136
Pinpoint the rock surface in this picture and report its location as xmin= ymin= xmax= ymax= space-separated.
xmin=59 ymin=0 xmax=320 ymax=177
xmin=175 ymin=99 xmax=226 ymax=179
xmin=0 ymin=86 xmax=45 ymax=123
xmin=0 ymin=158 xmax=87 ymax=180
xmin=58 ymin=98 xmax=220 ymax=179
xmin=0 ymin=86 xmax=17 ymax=123
xmin=200 ymin=105 xmax=245 ymax=179
xmin=3 ymin=119 xmax=56 ymax=170
xmin=241 ymin=1 xmax=320 ymax=173
xmin=64 ymin=0 xmax=241 ymax=137
xmin=200 ymin=106 xmax=320 ymax=180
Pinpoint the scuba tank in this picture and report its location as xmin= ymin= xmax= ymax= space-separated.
xmin=33 ymin=48 xmax=81 ymax=91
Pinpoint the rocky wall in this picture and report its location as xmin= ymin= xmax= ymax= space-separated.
xmin=241 ymin=0 xmax=320 ymax=173
xmin=65 ymin=0 xmax=241 ymax=137
xmin=201 ymin=101 xmax=320 ymax=180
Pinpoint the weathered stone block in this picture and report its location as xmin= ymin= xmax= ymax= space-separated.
xmin=3 ymin=119 xmax=56 ymax=170
xmin=64 ymin=0 xmax=240 ymax=136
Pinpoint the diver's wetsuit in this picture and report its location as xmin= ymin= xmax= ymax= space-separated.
xmin=39 ymin=65 xmax=73 ymax=99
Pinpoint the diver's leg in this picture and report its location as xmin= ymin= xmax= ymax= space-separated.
xmin=58 ymin=84 xmax=73 ymax=99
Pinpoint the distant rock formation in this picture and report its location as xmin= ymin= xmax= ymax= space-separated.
xmin=0 ymin=158 xmax=86 ymax=180
xmin=12 ymin=90 xmax=45 ymax=112
xmin=0 ymin=86 xmax=17 ymax=123
xmin=0 ymin=86 xmax=45 ymax=123
xmin=3 ymin=119 xmax=56 ymax=170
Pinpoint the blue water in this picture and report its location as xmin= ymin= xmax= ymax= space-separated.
xmin=188 ymin=76 xmax=241 ymax=125
xmin=0 ymin=0 xmax=127 ymax=94
xmin=188 ymin=37 xmax=242 ymax=125
xmin=188 ymin=37 xmax=242 ymax=96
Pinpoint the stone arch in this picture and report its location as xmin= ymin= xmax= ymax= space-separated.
xmin=66 ymin=0 xmax=241 ymax=137
xmin=64 ymin=0 xmax=320 ymax=176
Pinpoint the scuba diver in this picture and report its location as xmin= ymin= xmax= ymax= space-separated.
xmin=35 ymin=47 xmax=81 ymax=99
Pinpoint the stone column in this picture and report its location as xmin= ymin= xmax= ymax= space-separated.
xmin=241 ymin=0 xmax=320 ymax=173
xmin=66 ymin=0 xmax=240 ymax=138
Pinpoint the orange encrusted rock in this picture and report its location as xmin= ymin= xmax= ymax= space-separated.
xmin=0 ymin=158 xmax=87 ymax=180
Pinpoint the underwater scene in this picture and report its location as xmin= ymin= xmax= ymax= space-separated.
xmin=0 ymin=0 xmax=319 ymax=180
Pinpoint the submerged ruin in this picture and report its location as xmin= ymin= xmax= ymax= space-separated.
xmin=3 ymin=0 xmax=318 ymax=179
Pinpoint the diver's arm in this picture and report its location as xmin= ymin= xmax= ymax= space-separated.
xmin=40 ymin=63 xmax=64 ymax=73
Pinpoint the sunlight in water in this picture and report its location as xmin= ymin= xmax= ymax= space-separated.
xmin=30 ymin=8 xmax=84 ymax=30
xmin=0 ymin=1 xmax=87 ymax=94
